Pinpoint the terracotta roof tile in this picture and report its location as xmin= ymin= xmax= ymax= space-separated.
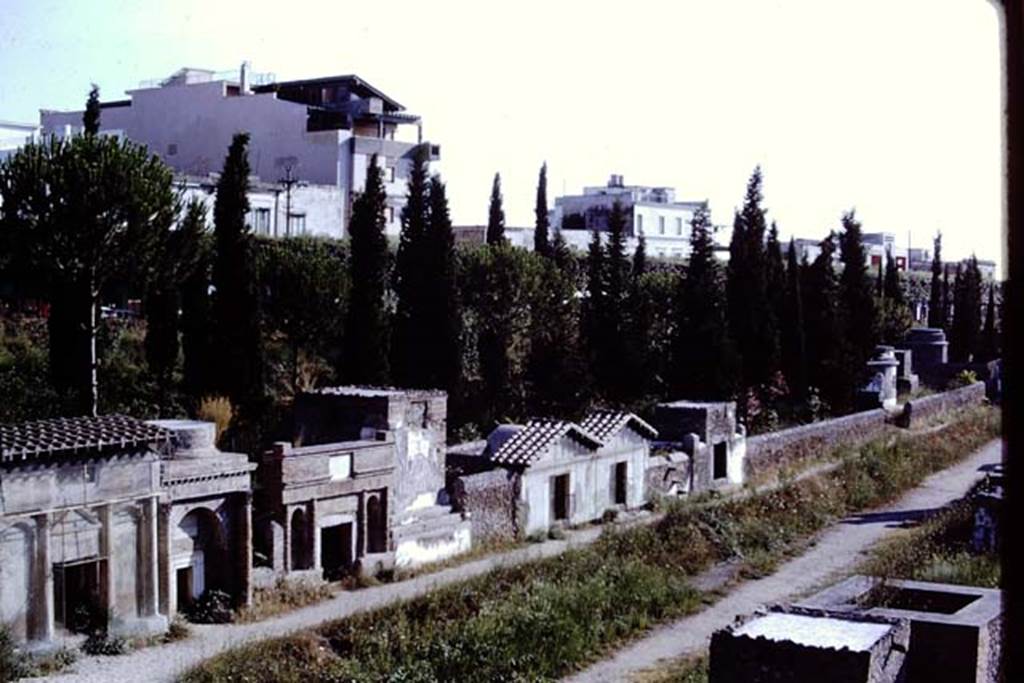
xmin=490 ymin=419 xmax=602 ymax=466
xmin=1 ymin=415 xmax=172 ymax=463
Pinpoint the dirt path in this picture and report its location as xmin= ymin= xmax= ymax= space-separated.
xmin=564 ymin=438 xmax=1002 ymax=683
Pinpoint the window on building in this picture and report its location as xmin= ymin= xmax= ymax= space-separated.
xmin=551 ymin=473 xmax=570 ymax=521
xmin=167 ymin=143 xmax=178 ymax=156
xmin=613 ymin=462 xmax=628 ymax=505
xmin=676 ymin=217 xmax=683 ymax=236
xmin=387 ymin=166 xmax=396 ymax=183
xmin=252 ymin=208 xmax=271 ymax=236
xmin=658 ymin=216 xmax=666 ymax=235
xmin=388 ymin=207 xmax=395 ymax=224
xmin=713 ymin=442 xmax=728 ymax=480
xmin=636 ymin=214 xmax=643 ymax=233
xmin=287 ymin=213 xmax=306 ymax=236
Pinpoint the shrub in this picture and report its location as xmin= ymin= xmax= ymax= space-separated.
xmin=196 ymin=396 xmax=234 ymax=443
xmin=184 ymin=589 xmax=235 ymax=625
xmin=601 ymin=508 xmax=620 ymax=524
xmin=548 ymin=526 xmax=567 ymax=540
xmin=164 ymin=616 xmax=192 ymax=643
xmin=81 ymin=634 xmax=130 ymax=656
xmin=1 ymin=625 xmax=30 ymax=683
xmin=948 ymin=369 xmax=978 ymax=389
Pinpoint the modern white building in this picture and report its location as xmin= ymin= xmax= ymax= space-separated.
xmin=793 ymin=232 xmax=910 ymax=271
xmin=0 ymin=120 xmax=39 ymax=163
xmin=39 ymin=64 xmax=439 ymax=239
xmin=550 ymin=174 xmax=707 ymax=260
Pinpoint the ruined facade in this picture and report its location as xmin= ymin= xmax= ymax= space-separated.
xmin=0 ymin=416 xmax=253 ymax=647
xmin=652 ymin=400 xmax=747 ymax=493
xmin=448 ymin=411 xmax=657 ymax=538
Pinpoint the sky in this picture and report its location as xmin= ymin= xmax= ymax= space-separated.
xmin=0 ymin=0 xmax=1006 ymax=273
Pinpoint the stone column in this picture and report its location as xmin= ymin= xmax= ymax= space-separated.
xmin=33 ymin=513 xmax=54 ymax=643
xmin=99 ymin=504 xmax=116 ymax=615
xmin=310 ymin=501 xmax=321 ymax=571
xmin=238 ymin=493 xmax=253 ymax=607
xmin=282 ymin=507 xmax=292 ymax=574
xmin=158 ymin=502 xmax=173 ymax=618
xmin=143 ymin=496 xmax=160 ymax=617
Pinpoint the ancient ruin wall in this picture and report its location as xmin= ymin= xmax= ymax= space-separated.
xmin=449 ymin=469 xmax=520 ymax=544
xmin=744 ymin=408 xmax=889 ymax=479
xmin=898 ymin=381 xmax=987 ymax=429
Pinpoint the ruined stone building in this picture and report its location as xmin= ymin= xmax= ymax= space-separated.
xmin=0 ymin=416 xmax=254 ymax=648
xmin=448 ymin=411 xmax=657 ymax=539
xmin=650 ymin=400 xmax=747 ymax=495
xmin=254 ymin=387 xmax=470 ymax=583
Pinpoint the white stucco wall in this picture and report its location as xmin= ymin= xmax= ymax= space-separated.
xmin=394 ymin=525 xmax=471 ymax=568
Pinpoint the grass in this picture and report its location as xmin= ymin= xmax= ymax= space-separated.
xmin=182 ymin=405 xmax=999 ymax=683
xmin=860 ymin=495 xmax=1000 ymax=588
xmin=237 ymin=579 xmax=334 ymax=624
xmin=634 ymin=655 xmax=709 ymax=683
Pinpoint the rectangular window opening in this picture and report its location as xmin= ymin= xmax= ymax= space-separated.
xmin=713 ymin=442 xmax=728 ymax=480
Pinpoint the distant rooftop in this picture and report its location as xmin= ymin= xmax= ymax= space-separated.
xmin=1 ymin=415 xmax=171 ymax=463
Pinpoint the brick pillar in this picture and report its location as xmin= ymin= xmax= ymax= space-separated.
xmin=143 ymin=496 xmax=160 ymax=617
xmin=238 ymin=493 xmax=253 ymax=607
xmin=33 ymin=513 xmax=54 ymax=643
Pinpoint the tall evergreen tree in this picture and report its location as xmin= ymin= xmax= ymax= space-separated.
xmin=837 ymin=210 xmax=878 ymax=408
xmin=83 ymin=84 xmax=101 ymax=136
xmin=601 ymin=201 xmax=631 ymax=400
xmin=727 ymin=166 xmax=779 ymax=398
xmin=145 ymin=197 xmax=206 ymax=411
xmin=391 ymin=144 xmax=431 ymax=387
xmin=781 ymin=239 xmax=808 ymax=400
xmin=950 ymin=256 xmax=983 ymax=362
xmin=875 ymin=257 xmax=884 ymax=299
xmin=765 ymin=220 xmax=786 ymax=355
xmin=803 ymin=234 xmax=844 ymax=412
xmin=632 ymin=229 xmax=647 ymax=276
xmin=181 ymin=210 xmax=213 ymax=403
xmin=979 ymin=282 xmax=1000 ymax=361
xmin=424 ymin=175 xmax=462 ymax=393
xmin=883 ymin=249 xmax=903 ymax=304
xmin=551 ymin=228 xmax=572 ymax=268
xmin=486 ymin=172 xmax=506 ymax=245
xmin=671 ymin=204 xmax=738 ymax=399
xmin=342 ymin=154 xmax=391 ymax=385
xmin=533 ymin=162 xmax=551 ymax=256
xmin=583 ymin=228 xmax=607 ymax=387
xmin=927 ymin=232 xmax=944 ymax=327
xmin=941 ymin=265 xmax=952 ymax=332
xmin=211 ymin=133 xmax=264 ymax=410
xmin=878 ymin=247 xmax=912 ymax=344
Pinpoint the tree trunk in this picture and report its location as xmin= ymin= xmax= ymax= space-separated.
xmin=89 ymin=294 xmax=99 ymax=417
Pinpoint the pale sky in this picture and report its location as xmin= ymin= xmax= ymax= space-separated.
xmin=0 ymin=0 xmax=1005 ymax=273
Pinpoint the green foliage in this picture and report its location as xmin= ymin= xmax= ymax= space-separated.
xmin=837 ymin=210 xmax=878 ymax=408
xmin=342 ymin=154 xmax=391 ymax=385
xmin=780 ymin=239 xmax=808 ymax=400
xmin=0 ymin=106 xmax=177 ymax=415
xmin=486 ymin=172 xmax=506 ymax=245
xmin=803 ymin=234 xmax=843 ymax=413
xmin=211 ymin=132 xmax=264 ymax=414
xmin=184 ymin=589 xmax=236 ymax=625
xmin=672 ymin=204 xmax=738 ymax=400
xmin=979 ymin=283 xmax=1000 ymax=361
xmin=0 ymin=624 xmax=29 ymax=683
xmin=947 ymin=369 xmax=978 ymax=389
xmin=950 ymin=256 xmax=984 ymax=362
xmin=81 ymin=634 xmax=130 ymax=656
xmin=928 ymin=232 xmax=944 ymax=328
xmin=534 ymin=162 xmax=551 ymax=256
xmin=83 ymin=83 xmax=101 ymax=136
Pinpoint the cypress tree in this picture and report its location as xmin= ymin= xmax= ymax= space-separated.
xmin=803 ymin=234 xmax=844 ymax=412
xmin=343 ymin=154 xmax=391 ymax=385
xmin=979 ymin=282 xmax=999 ymax=361
xmin=875 ymin=257 xmax=884 ymax=299
xmin=765 ymin=221 xmax=786 ymax=357
xmin=180 ymin=204 xmax=214 ymax=404
xmin=927 ymin=232 xmax=944 ymax=327
xmin=884 ymin=249 xmax=903 ymax=304
xmin=671 ymin=204 xmax=738 ymax=400
xmin=552 ymin=228 xmax=572 ymax=268
xmin=950 ymin=256 xmax=983 ymax=362
xmin=632 ymin=229 xmax=647 ymax=276
xmin=534 ymin=162 xmax=551 ymax=256
xmin=781 ymin=238 xmax=808 ymax=400
xmin=727 ymin=166 xmax=779 ymax=397
xmin=941 ymin=265 xmax=952 ymax=332
xmin=424 ymin=175 xmax=462 ymax=393
xmin=486 ymin=172 xmax=506 ymax=245
xmin=83 ymin=84 xmax=101 ymax=136
xmin=211 ymin=133 xmax=264 ymax=410
xmin=837 ymin=210 xmax=878 ymax=408
xmin=583 ymin=228 xmax=607 ymax=386
xmin=391 ymin=144 xmax=431 ymax=387
xmin=603 ymin=201 xmax=631 ymax=400
xmin=878 ymin=247 xmax=912 ymax=344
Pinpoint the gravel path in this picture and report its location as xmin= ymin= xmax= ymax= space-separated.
xmin=564 ymin=438 xmax=1002 ymax=683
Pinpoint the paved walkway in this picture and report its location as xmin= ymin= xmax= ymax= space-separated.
xmin=564 ymin=438 xmax=1002 ymax=683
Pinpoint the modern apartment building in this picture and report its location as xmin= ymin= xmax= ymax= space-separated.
xmin=550 ymin=175 xmax=708 ymax=260
xmin=39 ymin=63 xmax=439 ymax=239
xmin=0 ymin=120 xmax=39 ymax=163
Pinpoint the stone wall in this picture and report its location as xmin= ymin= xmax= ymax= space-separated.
xmin=449 ymin=469 xmax=521 ymax=544
xmin=898 ymin=381 xmax=986 ymax=429
xmin=744 ymin=409 xmax=889 ymax=479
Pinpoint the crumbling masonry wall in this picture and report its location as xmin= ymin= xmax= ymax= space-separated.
xmin=450 ymin=469 xmax=522 ymax=544
xmin=898 ymin=381 xmax=986 ymax=429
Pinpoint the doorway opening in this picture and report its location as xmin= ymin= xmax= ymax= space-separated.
xmin=613 ymin=462 xmax=628 ymax=505
xmin=54 ymin=558 xmax=106 ymax=634
xmin=552 ymin=473 xmax=570 ymax=521
xmin=320 ymin=522 xmax=354 ymax=580
xmin=713 ymin=442 xmax=728 ymax=480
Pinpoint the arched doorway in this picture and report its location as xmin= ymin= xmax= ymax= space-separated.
xmin=290 ymin=508 xmax=311 ymax=570
xmin=175 ymin=508 xmax=227 ymax=611
xmin=366 ymin=494 xmax=387 ymax=554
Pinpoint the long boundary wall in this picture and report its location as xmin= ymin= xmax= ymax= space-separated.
xmin=898 ymin=381 xmax=987 ymax=429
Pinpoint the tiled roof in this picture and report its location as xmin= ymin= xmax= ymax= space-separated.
xmin=580 ymin=410 xmax=658 ymax=441
xmin=1 ymin=415 xmax=172 ymax=464
xmin=490 ymin=419 xmax=603 ymax=466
